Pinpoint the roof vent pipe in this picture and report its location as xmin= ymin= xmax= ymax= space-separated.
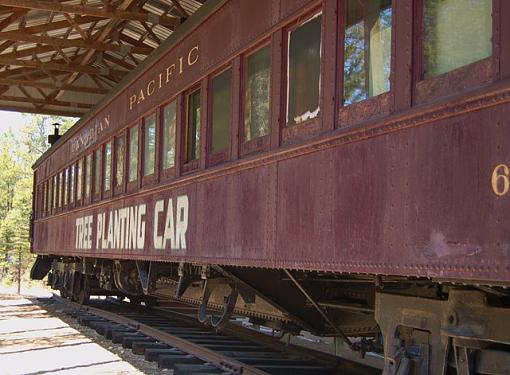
xmin=48 ymin=123 xmax=61 ymax=146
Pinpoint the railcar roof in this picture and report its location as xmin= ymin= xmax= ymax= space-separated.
xmin=0 ymin=0 xmax=209 ymax=118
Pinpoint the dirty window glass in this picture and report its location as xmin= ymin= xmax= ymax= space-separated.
xmin=186 ymin=89 xmax=201 ymax=162
xmin=42 ymin=182 xmax=46 ymax=212
xmin=211 ymin=69 xmax=232 ymax=154
xmin=287 ymin=13 xmax=322 ymax=126
xmin=52 ymin=175 xmax=57 ymax=209
xmin=45 ymin=180 xmax=49 ymax=212
xmin=62 ymin=169 xmax=67 ymax=206
xmin=85 ymin=154 xmax=91 ymax=198
xmin=69 ymin=166 xmax=74 ymax=203
xmin=343 ymin=0 xmax=392 ymax=105
xmin=423 ymin=0 xmax=492 ymax=78
xmin=104 ymin=142 xmax=112 ymax=191
xmin=162 ymin=101 xmax=177 ymax=169
xmin=77 ymin=159 xmax=83 ymax=200
xmin=244 ymin=46 xmax=271 ymax=142
xmin=129 ymin=126 xmax=139 ymax=182
xmin=115 ymin=136 xmax=125 ymax=187
xmin=144 ymin=115 xmax=156 ymax=176
xmin=94 ymin=148 xmax=102 ymax=195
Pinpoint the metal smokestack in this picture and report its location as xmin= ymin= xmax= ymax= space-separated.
xmin=48 ymin=123 xmax=61 ymax=146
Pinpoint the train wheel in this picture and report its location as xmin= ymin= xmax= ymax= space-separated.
xmin=129 ymin=296 xmax=142 ymax=305
xmin=143 ymin=297 xmax=157 ymax=309
xmin=77 ymin=276 xmax=90 ymax=305
xmin=60 ymin=288 xmax=68 ymax=299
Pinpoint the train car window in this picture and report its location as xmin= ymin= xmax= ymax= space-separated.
xmin=129 ymin=126 xmax=139 ymax=182
xmin=55 ymin=175 xmax=59 ymax=209
xmin=77 ymin=159 xmax=83 ymax=201
xmin=143 ymin=115 xmax=156 ymax=176
xmin=343 ymin=0 xmax=392 ymax=105
xmin=85 ymin=154 xmax=92 ymax=199
xmin=94 ymin=148 xmax=102 ymax=195
xmin=244 ymin=46 xmax=271 ymax=142
xmin=211 ymin=69 xmax=232 ymax=154
xmin=42 ymin=181 xmax=46 ymax=214
xmin=60 ymin=169 xmax=68 ymax=206
xmin=51 ymin=176 xmax=56 ymax=210
xmin=162 ymin=101 xmax=177 ymax=169
xmin=104 ymin=142 xmax=112 ymax=192
xmin=287 ymin=13 xmax=322 ymax=126
xmin=185 ymin=89 xmax=201 ymax=162
xmin=58 ymin=171 xmax=63 ymax=208
xmin=69 ymin=166 xmax=74 ymax=204
xmin=423 ymin=0 xmax=492 ymax=79
xmin=115 ymin=136 xmax=125 ymax=187
xmin=45 ymin=180 xmax=49 ymax=214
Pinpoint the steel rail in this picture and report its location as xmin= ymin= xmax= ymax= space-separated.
xmin=51 ymin=294 xmax=268 ymax=375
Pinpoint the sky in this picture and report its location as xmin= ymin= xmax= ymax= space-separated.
xmin=0 ymin=110 xmax=29 ymax=137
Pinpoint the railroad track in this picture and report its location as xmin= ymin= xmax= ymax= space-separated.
xmin=37 ymin=295 xmax=380 ymax=375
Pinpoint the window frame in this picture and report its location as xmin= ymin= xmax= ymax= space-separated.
xmin=92 ymin=145 xmax=103 ymax=202
xmin=75 ymin=158 xmax=83 ymax=207
xmin=281 ymin=8 xmax=324 ymax=145
xmin=127 ymin=122 xmax=141 ymax=194
xmin=207 ymin=65 xmax=233 ymax=167
xmin=113 ymin=131 xmax=127 ymax=196
xmin=240 ymin=41 xmax=272 ymax=157
xmin=45 ymin=179 xmax=50 ymax=217
xmin=412 ymin=0 xmax=499 ymax=105
xmin=51 ymin=174 xmax=56 ymax=214
xmin=69 ymin=164 xmax=75 ymax=208
xmin=84 ymin=153 xmax=93 ymax=205
xmin=141 ymin=112 xmax=159 ymax=187
xmin=58 ymin=170 xmax=63 ymax=211
xmin=337 ymin=0 xmax=395 ymax=128
xmin=103 ymin=139 xmax=113 ymax=198
xmin=160 ymin=96 xmax=180 ymax=182
xmin=181 ymin=85 xmax=202 ymax=174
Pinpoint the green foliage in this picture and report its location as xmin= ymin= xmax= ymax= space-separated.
xmin=0 ymin=114 xmax=77 ymax=289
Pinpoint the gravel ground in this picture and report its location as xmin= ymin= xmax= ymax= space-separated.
xmin=37 ymin=298 xmax=168 ymax=375
xmin=0 ymin=293 xmax=170 ymax=375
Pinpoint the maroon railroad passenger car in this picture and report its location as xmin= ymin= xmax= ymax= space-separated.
xmin=30 ymin=0 xmax=510 ymax=373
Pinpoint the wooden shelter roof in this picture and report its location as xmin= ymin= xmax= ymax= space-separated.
xmin=0 ymin=0 xmax=206 ymax=118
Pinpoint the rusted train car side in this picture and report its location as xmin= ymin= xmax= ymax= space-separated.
xmin=30 ymin=0 xmax=510 ymax=373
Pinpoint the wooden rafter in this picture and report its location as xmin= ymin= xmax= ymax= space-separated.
xmin=0 ymin=9 xmax=27 ymax=30
xmin=0 ymin=104 xmax=85 ymax=117
xmin=0 ymin=0 xmax=205 ymax=118
xmin=11 ymin=15 xmax=99 ymax=35
xmin=0 ymin=31 xmax=154 ymax=54
xmin=0 ymin=94 xmax=93 ymax=109
xmin=0 ymin=56 xmax=126 ymax=77
xmin=0 ymin=0 xmax=178 ymax=27
xmin=51 ymin=0 xmax=138 ymax=99
xmin=0 ymin=78 xmax=109 ymax=94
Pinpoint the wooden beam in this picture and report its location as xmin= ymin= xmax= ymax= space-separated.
xmin=0 ymin=9 xmax=27 ymax=30
xmin=119 ymin=33 xmax=151 ymax=49
xmin=0 ymin=93 xmax=93 ymax=109
xmin=15 ymin=15 xmax=98 ymax=35
xmin=103 ymin=52 xmax=136 ymax=70
xmin=53 ymin=0 xmax=137 ymax=99
xmin=0 ymin=45 xmax=55 ymax=59
xmin=0 ymin=77 xmax=109 ymax=94
xmin=0 ymin=56 xmax=126 ymax=78
xmin=63 ymin=13 xmax=88 ymax=40
xmin=0 ymin=104 xmax=84 ymax=117
xmin=0 ymin=0 xmax=178 ymax=27
xmin=170 ymin=0 xmax=189 ymax=18
xmin=0 ymin=31 xmax=154 ymax=54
